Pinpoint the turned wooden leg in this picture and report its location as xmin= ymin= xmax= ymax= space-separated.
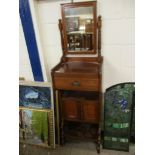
xmin=61 ymin=119 xmax=65 ymax=145
xmin=96 ymin=125 xmax=101 ymax=154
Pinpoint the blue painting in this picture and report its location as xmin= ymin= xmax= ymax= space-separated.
xmin=19 ymin=85 xmax=51 ymax=109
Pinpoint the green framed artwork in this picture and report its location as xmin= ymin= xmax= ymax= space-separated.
xmin=19 ymin=108 xmax=55 ymax=148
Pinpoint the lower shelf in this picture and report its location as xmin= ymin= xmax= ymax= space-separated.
xmin=64 ymin=122 xmax=99 ymax=141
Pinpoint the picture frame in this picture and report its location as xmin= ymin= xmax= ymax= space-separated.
xmin=19 ymin=80 xmax=60 ymax=145
xmin=19 ymin=81 xmax=53 ymax=109
xmin=19 ymin=107 xmax=55 ymax=148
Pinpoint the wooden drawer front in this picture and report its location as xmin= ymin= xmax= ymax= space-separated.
xmin=62 ymin=98 xmax=80 ymax=121
xmin=82 ymin=101 xmax=99 ymax=123
xmin=54 ymin=77 xmax=99 ymax=91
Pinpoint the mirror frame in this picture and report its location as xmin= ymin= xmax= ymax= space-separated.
xmin=61 ymin=1 xmax=97 ymax=55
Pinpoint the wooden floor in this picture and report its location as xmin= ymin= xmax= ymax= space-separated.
xmin=19 ymin=142 xmax=135 ymax=155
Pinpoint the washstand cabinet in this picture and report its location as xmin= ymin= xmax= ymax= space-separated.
xmin=51 ymin=1 xmax=103 ymax=153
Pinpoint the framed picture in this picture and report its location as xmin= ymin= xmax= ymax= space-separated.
xmin=66 ymin=17 xmax=79 ymax=32
xmin=19 ymin=81 xmax=53 ymax=109
xmin=19 ymin=81 xmax=60 ymax=146
xmin=19 ymin=108 xmax=55 ymax=148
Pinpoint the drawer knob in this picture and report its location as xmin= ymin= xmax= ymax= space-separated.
xmin=71 ymin=81 xmax=80 ymax=87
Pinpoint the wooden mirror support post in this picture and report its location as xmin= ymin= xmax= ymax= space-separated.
xmin=51 ymin=1 xmax=103 ymax=153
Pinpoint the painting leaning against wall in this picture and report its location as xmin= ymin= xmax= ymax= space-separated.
xmin=19 ymin=81 xmax=55 ymax=148
xmin=19 ymin=108 xmax=54 ymax=147
xmin=19 ymin=85 xmax=51 ymax=109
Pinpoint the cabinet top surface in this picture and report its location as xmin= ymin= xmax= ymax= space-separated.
xmin=55 ymin=62 xmax=99 ymax=74
xmin=53 ymin=61 xmax=102 ymax=78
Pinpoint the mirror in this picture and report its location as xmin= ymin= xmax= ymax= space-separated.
xmin=61 ymin=2 xmax=97 ymax=54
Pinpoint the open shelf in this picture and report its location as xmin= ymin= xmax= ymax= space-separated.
xmin=61 ymin=90 xmax=99 ymax=100
xmin=64 ymin=122 xmax=98 ymax=141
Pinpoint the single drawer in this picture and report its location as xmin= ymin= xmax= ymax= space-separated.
xmin=54 ymin=77 xmax=99 ymax=91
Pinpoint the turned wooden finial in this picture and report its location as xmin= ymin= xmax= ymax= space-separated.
xmin=58 ymin=19 xmax=66 ymax=56
xmin=98 ymin=15 xmax=102 ymax=57
xmin=98 ymin=15 xmax=102 ymax=28
xmin=58 ymin=19 xmax=62 ymax=30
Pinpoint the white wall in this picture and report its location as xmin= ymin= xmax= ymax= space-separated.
xmin=36 ymin=0 xmax=69 ymax=81
xmin=100 ymin=0 xmax=135 ymax=89
xmin=29 ymin=0 xmax=48 ymax=81
xmin=19 ymin=18 xmax=34 ymax=81
xmin=20 ymin=0 xmax=135 ymax=90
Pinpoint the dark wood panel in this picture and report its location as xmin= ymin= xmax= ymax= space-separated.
xmin=82 ymin=100 xmax=99 ymax=123
xmin=62 ymin=98 xmax=80 ymax=120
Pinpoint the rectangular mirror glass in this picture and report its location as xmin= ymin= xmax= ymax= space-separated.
xmin=61 ymin=2 xmax=96 ymax=54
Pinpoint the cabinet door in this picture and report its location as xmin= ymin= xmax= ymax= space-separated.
xmin=82 ymin=101 xmax=99 ymax=123
xmin=62 ymin=98 xmax=80 ymax=121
